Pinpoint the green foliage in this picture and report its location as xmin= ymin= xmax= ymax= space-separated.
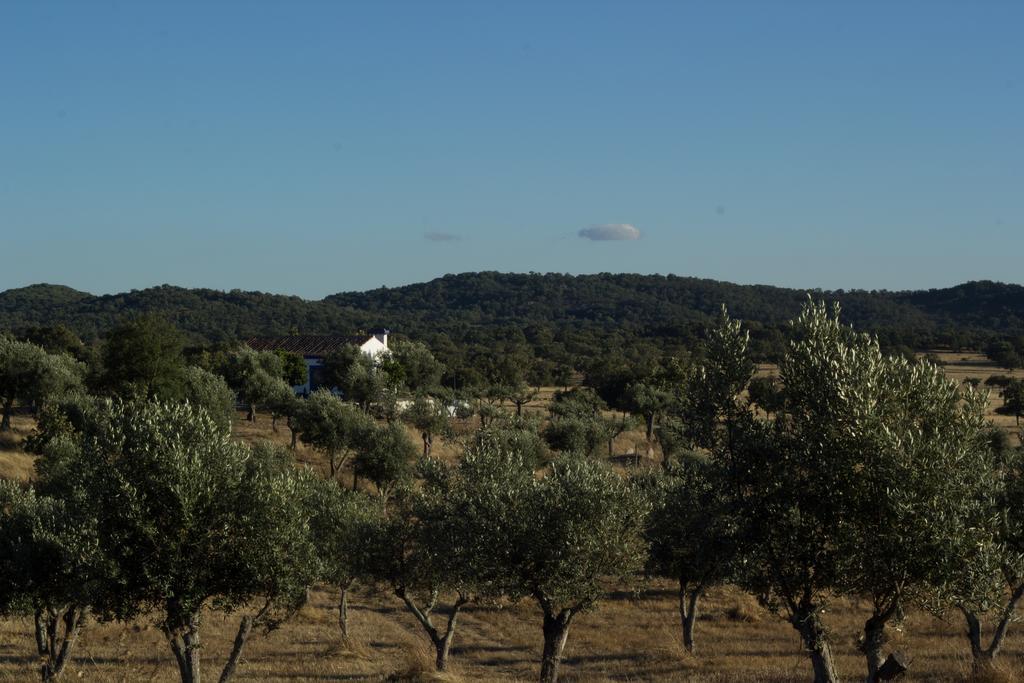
xmin=517 ymin=456 xmax=650 ymax=615
xmin=180 ymin=365 xmax=235 ymax=432
xmin=384 ymin=340 xmax=444 ymax=394
xmin=30 ymin=399 xmax=319 ymax=682
xmin=727 ymin=301 xmax=998 ymax=680
xmin=305 ymin=483 xmax=389 ymax=590
xmin=221 ymin=346 xmax=293 ymax=420
xmin=402 ymin=395 xmax=449 ymax=457
xmin=998 ymin=380 xmax=1024 ymax=425
xmin=472 ymin=423 xmax=550 ymax=469
xmin=274 ymin=350 xmax=308 ymax=386
xmin=0 ymin=337 xmax=85 ymax=429
xmin=98 ymin=315 xmax=186 ymax=399
xmin=642 ymin=462 xmax=736 ymax=589
xmin=746 ymin=375 xmax=785 ymax=415
xmin=294 ymin=389 xmax=376 ymax=478
xmin=354 ymin=422 xmax=418 ymax=499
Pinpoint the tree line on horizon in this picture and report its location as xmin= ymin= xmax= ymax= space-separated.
xmin=3 ymin=273 xmax=1024 ymax=378
xmin=2 ymin=301 xmax=1024 ymax=683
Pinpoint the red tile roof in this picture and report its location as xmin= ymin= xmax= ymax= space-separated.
xmin=244 ymin=334 xmax=373 ymax=357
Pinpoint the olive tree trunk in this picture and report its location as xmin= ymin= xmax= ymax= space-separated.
xmin=861 ymin=613 xmax=888 ymax=683
xmin=539 ymin=608 xmax=575 ymax=683
xmin=677 ymin=578 xmax=704 ymax=654
xmin=36 ymin=605 xmax=88 ymax=682
xmin=338 ymin=580 xmax=353 ymax=639
xmin=217 ymin=615 xmax=254 ymax=683
xmin=164 ymin=609 xmax=202 ymax=683
xmin=791 ymin=608 xmax=840 ymax=683
xmin=396 ymin=587 xmax=470 ymax=672
xmin=961 ymin=581 xmax=1024 ymax=667
xmin=1 ymin=396 xmax=14 ymax=431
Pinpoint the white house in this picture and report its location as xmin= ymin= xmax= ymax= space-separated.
xmin=245 ymin=329 xmax=389 ymax=395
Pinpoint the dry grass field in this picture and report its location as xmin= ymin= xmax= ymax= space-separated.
xmin=1 ymin=353 xmax=1023 ymax=681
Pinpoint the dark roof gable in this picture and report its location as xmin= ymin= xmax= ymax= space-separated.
xmin=245 ymin=334 xmax=372 ymax=357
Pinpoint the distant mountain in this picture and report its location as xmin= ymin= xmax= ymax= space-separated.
xmin=2 ymin=274 xmax=1023 ymax=362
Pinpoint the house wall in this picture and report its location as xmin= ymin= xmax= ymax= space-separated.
xmin=294 ymin=337 xmax=389 ymax=395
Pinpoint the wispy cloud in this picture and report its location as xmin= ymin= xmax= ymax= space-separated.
xmin=424 ymin=231 xmax=461 ymax=242
xmin=578 ymin=223 xmax=641 ymax=241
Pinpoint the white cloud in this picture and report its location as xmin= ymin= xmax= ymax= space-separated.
xmin=578 ymin=223 xmax=641 ymax=241
xmin=424 ymin=231 xmax=461 ymax=242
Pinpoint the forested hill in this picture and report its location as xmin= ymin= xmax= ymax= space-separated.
xmin=2 ymin=274 xmax=1024 ymax=361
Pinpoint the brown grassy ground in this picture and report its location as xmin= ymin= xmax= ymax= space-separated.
xmin=1 ymin=579 xmax=1020 ymax=682
xmin=1 ymin=355 xmax=1023 ymax=681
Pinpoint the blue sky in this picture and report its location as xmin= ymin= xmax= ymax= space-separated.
xmin=2 ymin=0 xmax=1021 ymax=299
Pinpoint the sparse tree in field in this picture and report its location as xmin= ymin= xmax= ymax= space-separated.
xmin=471 ymin=384 xmax=505 ymax=428
xmin=323 ymin=345 xmax=360 ymax=389
xmin=956 ymin=444 xmax=1024 ymax=670
xmin=345 ymin=353 xmax=385 ymax=411
xmin=472 ymin=421 xmax=550 ymax=468
xmin=505 ymin=380 xmax=540 ymax=417
xmin=0 ymin=480 xmax=102 ymax=682
xmin=445 ymin=441 xmax=648 ymax=683
xmin=265 ymin=380 xmax=299 ymax=434
xmin=97 ymin=315 xmax=186 ymax=399
xmin=35 ymin=399 xmax=320 ymax=683
xmin=727 ymin=302 xmax=997 ymax=683
xmin=402 ymin=395 xmax=449 ymax=457
xmin=364 ymin=447 xmax=521 ymax=672
xmin=222 ymin=347 xmax=292 ymax=422
xmin=515 ymin=456 xmax=650 ymax=683
xmin=542 ymin=387 xmax=614 ymax=458
xmin=294 ymin=389 xmax=376 ymax=480
xmin=653 ymin=415 xmax=692 ymax=470
xmin=354 ymin=421 xmax=418 ymax=501
xmin=641 ymin=460 xmax=736 ymax=655
xmin=1000 ymin=379 xmax=1024 ymax=426
xmin=986 ymin=340 xmax=1022 ymax=372
xmin=551 ymin=364 xmax=574 ymax=391
xmin=383 ymin=340 xmax=445 ymax=394
xmin=305 ymin=482 xmax=388 ymax=640
xmin=624 ymin=370 xmax=676 ymax=454
xmin=0 ymin=338 xmax=84 ymax=431
xmin=180 ymin=365 xmax=235 ymax=432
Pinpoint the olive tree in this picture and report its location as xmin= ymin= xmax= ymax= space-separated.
xmin=728 ymin=302 xmax=997 ymax=683
xmin=485 ymin=452 xmax=650 ymax=683
xmin=294 ymin=389 xmax=376 ymax=480
xmin=305 ymin=482 xmax=389 ymax=640
xmin=0 ymin=338 xmax=84 ymax=431
xmin=363 ymin=436 xmax=534 ymax=672
xmin=641 ymin=460 xmax=736 ymax=655
xmin=222 ymin=347 xmax=292 ymax=422
xmin=1000 ymin=379 xmax=1024 ymax=426
xmin=180 ymin=366 xmax=236 ymax=432
xmin=957 ymin=444 xmax=1024 ymax=668
xmin=0 ymin=480 xmax=102 ymax=682
xmin=383 ymin=340 xmax=444 ymax=394
xmin=37 ymin=399 xmax=319 ymax=683
xmin=542 ymin=388 xmax=622 ymax=458
xmin=353 ymin=421 xmax=418 ymax=501
xmin=402 ymin=395 xmax=449 ymax=457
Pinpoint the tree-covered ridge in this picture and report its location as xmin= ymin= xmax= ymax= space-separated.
xmin=2 ymin=274 xmax=1023 ymax=355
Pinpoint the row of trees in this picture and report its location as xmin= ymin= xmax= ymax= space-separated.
xmin=3 ymin=301 xmax=1024 ymax=683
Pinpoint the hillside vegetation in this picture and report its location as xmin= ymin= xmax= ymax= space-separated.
xmin=3 ymin=275 xmax=1024 ymax=360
